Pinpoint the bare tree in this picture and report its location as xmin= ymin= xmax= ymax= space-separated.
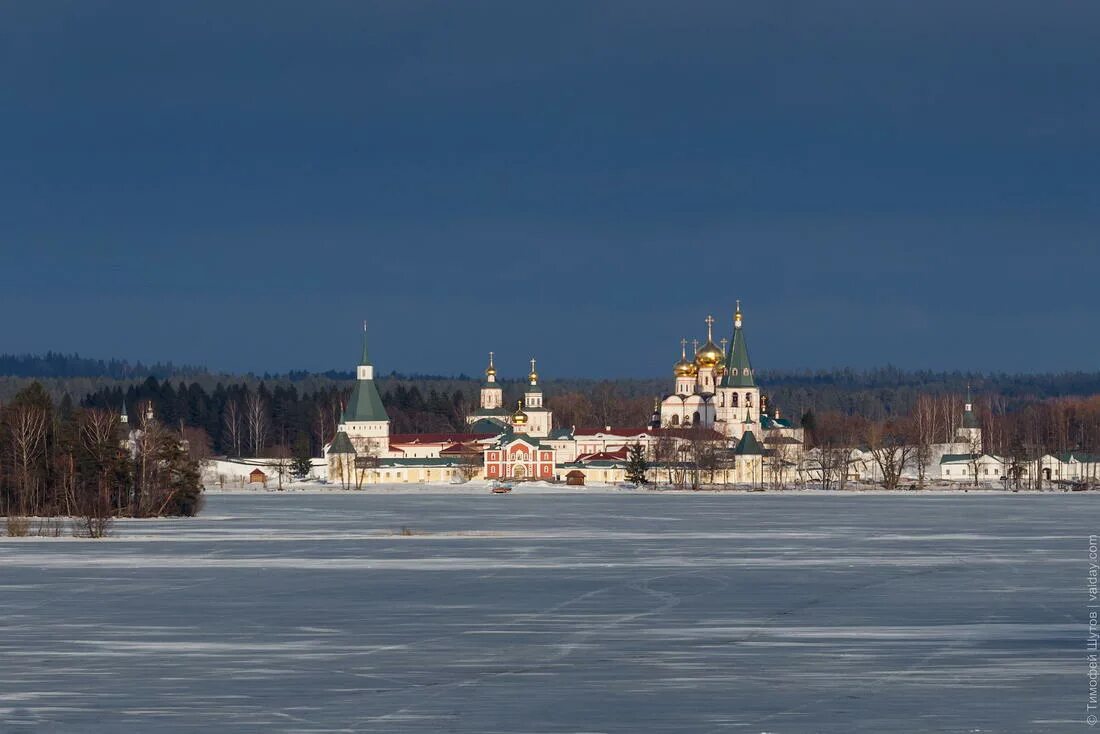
xmin=913 ymin=394 xmax=942 ymax=488
xmin=223 ymin=399 xmax=243 ymax=457
xmin=7 ymin=403 xmax=48 ymax=515
xmin=866 ymin=417 xmax=916 ymax=490
xmin=651 ymin=429 xmax=678 ymax=487
xmin=315 ymin=401 xmax=338 ymax=454
xmin=245 ymin=392 xmax=268 ymax=457
xmin=267 ymin=444 xmax=293 ymax=491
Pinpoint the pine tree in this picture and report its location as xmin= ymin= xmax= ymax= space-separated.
xmin=291 ymin=438 xmax=313 ymax=480
xmin=625 ymin=442 xmax=649 ymax=485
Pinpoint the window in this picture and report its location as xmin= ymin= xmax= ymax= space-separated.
xmin=732 ymin=394 xmax=739 ymax=407
xmin=693 ymin=411 xmax=701 ymax=425
xmin=671 ymin=415 xmax=679 ymax=426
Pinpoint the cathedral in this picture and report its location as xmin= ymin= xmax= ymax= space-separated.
xmin=659 ymin=301 xmax=762 ymax=439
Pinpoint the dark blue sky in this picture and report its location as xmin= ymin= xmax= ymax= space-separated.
xmin=2 ymin=2 xmax=1097 ymax=378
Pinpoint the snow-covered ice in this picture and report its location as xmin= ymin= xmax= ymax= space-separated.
xmin=0 ymin=490 xmax=1091 ymax=732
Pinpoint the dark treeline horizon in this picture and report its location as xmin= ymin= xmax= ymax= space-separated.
xmin=4 ymin=353 xmax=1100 ymax=460
xmin=3 ymin=352 xmax=1100 ymax=396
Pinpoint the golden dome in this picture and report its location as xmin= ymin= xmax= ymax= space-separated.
xmin=695 ymin=315 xmax=723 ymax=368
xmin=512 ymin=400 xmax=528 ymax=425
xmin=485 ymin=351 xmax=496 ymax=379
xmin=528 ymin=357 xmax=538 ymax=385
xmin=673 ymin=339 xmax=694 ymax=377
xmin=696 ymin=341 xmax=722 ymax=368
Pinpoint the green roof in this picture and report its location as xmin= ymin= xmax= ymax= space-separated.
xmin=327 ymin=431 xmax=356 ymax=455
xmin=735 ymin=430 xmax=764 ymax=455
xmin=343 ymin=377 xmax=388 ymax=422
xmin=722 ymin=310 xmax=755 ymax=388
xmin=359 ymin=328 xmax=371 ymax=365
xmin=342 ymin=330 xmax=389 ymax=423
xmin=940 ymin=453 xmax=982 ymax=464
xmin=961 ymin=408 xmax=980 ymax=429
xmin=378 ymin=457 xmax=466 ymax=467
xmin=469 ymin=417 xmax=508 ymax=434
xmin=1051 ymin=452 xmax=1100 ymax=463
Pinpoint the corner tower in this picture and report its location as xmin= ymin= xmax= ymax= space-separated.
xmin=336 ymin=322 xmax=390 ymax=456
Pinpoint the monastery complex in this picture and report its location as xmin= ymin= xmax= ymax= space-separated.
xmin=314 ymin=303 xmax=1055 ymax=488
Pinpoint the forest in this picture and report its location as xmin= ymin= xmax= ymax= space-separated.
xmin=0 ymin=383 xmax=204 ymax=535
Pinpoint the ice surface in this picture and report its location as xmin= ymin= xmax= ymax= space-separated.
xmin=0 ymin=491 xmax=1091 ymax=732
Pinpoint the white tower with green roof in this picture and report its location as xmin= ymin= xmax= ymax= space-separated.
xmin=715 ymin=301 xmax=761 ymax=439
xmin=956 ymin=386 xmax=982 ymax=447
xmin=335 ymin=323 xmax=390 ymax=456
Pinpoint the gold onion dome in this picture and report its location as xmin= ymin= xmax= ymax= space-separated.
xmin=694 ymin=315 xmax=723 ymax=368
xmin=485 ymin=351 xmax=496 ymax=378
xmin=716 ymin=338 xmax=728 ymax=376
xmin=511 ymin=400 xmax=528 ymax=424
xmin=528 ymin=358 xmax=538 ymax=384
xmin=673 ymin=339 xmax=694 ymax=377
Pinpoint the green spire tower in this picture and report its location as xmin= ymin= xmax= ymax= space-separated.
xmin=722 ymin=300 xmax=755 ymax=388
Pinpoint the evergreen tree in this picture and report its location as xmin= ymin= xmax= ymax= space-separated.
xmin=291 ymin=436 xmax=313 ymax=480
xmin=625 ymin=442 xmax=649 ymax=485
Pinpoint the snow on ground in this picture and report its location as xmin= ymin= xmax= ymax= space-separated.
xmin=0 ymin=492 xmax=1092 ymax=732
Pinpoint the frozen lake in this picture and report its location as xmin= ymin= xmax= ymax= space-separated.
xmin=0 ymin=490 xmax=1092 ymax=733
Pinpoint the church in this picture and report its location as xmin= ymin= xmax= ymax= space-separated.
xmin=658 ymin=301 xmax=765 ymax=440
xmin=326 ymin=303 xmax=802 ymax=486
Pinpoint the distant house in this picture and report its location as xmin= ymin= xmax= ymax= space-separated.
xmin=248 ymin=468 xmax=268 ymax=485
xmin=565 ymin=470 xmax=586 ymax=486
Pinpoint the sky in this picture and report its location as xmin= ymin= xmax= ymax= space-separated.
xmin=1 ymin=2 xmax=1097 ymax=378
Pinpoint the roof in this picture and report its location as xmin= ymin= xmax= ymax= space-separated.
xmin=471 ymin=407 xmax=511 ymax=417
xmin=961 ymin=408 xmax=981 ymax=429
xmin=760 ymin=415 xmax=794 ymax=430
xmin=575 ymin=448 xmax=629 ymax=463
xmin=574 ymin=426 xmax=727 ymax=441
xmin=469 ymin=417 xmax=508 ymax=434
xmin=390 ymin=432 xmax=496 ymax=445
xmin=249 ymin=467 xmax=267 ymax=476
xmin=343 ymin=377 xmax=389 ymax=423
xmin=440 ymin=442 xmax=483 ymax=455
xmin=327 ymin=431 xmax=356 ymax=455
xmin=764 ymin=435 xmax=803 ymax=445
xmin=359 ymin=328 xmax=371 ymax=365
xmin=547 ymin=428 xmax=574 ymax=440
xmin=377 ymin=457 xmax=468 ymax=468
xmin=721 ymin=312 xmax=755 ymax=388
xmin=1049 ymin=452 xmax=1100 ymax=464
xmin=940 ymin=453 xmax=983 ymax=464
xmin=734 ymin=430 xmax=765 ymax=455
xmin=495 ymin=434 xmax=544 ymax=449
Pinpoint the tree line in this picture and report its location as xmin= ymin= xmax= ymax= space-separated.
xmin=1 ymin=383 xmax=203 ymax=535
